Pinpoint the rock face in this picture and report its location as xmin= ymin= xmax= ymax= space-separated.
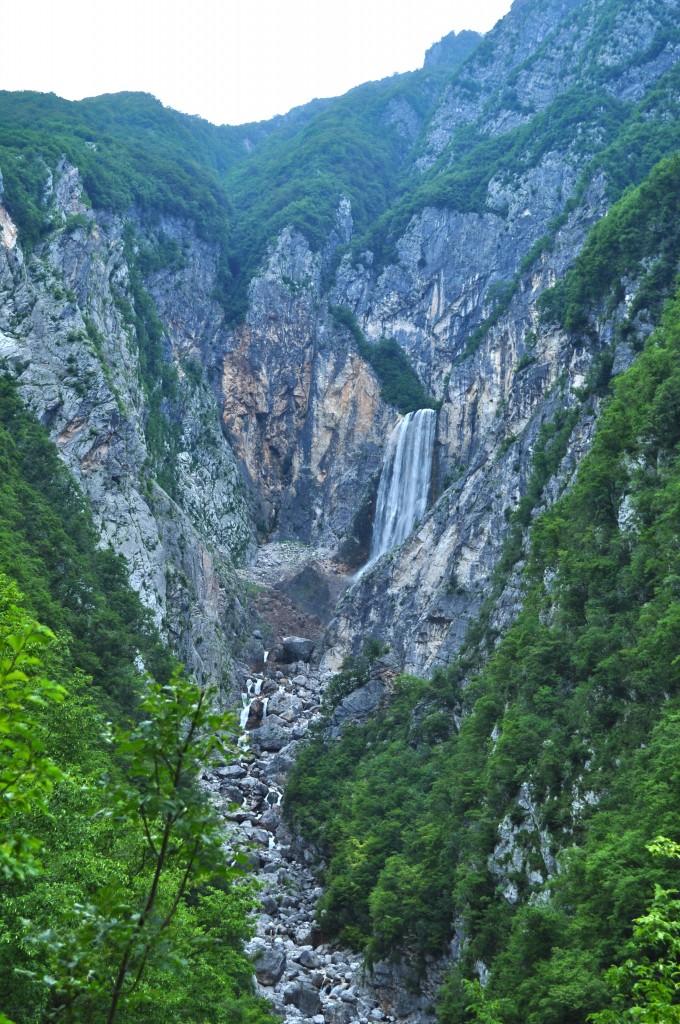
xmin=2 ymin=0 xmax=676 ymax=688
xmin=220 ymin=221 xmax=396 ymax=547
xmin=1 ymin=0 xmax=679 ymax=1016
xmin=0 ymin=171 xmax=256 ymax=685
xmin=212 ymin=0 xmax=680 ymax=676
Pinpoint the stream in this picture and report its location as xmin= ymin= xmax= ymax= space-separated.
xmin=202 ymin=653 xmax=404 ymax=1024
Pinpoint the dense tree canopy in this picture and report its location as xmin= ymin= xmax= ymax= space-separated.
xmin=286 ymin=285 xmax=680 ymax=1022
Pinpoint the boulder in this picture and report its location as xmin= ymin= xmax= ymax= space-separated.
xmin=251 ymin=941 xmax=286 ymax=985
xmin=295 ymin=947 xmax=320 ymax=969
xmin=267 ymin=691 xmax=304 ymax=719
xmin=249 ymin=715 xmax=289 ymax=752
xmin=277 ymin=636 xmax=316 ymax=663
xmin=258 ymin=808 xmax=281 ymax=832
xmin=217 ymin=783 xmax=245 ymax=803
xmin=283 ymin=982 xmax=322 ymax=1016
xmin=260 ymin=894 xmax=278 ymax=916
xmin=214 ymin=764 xmax=246 ymax=779
xmin=324 ymin=1004 xmax=353 ymax=1024
xmin=245 ymin=696 xmax=265 ymax=728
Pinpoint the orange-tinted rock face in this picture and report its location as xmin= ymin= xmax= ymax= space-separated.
xmin=219 ymin=228 xmax=394 ymax=546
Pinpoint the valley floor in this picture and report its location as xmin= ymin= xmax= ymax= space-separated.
xmin=211 ymin=550 xmax=440 ymax=1023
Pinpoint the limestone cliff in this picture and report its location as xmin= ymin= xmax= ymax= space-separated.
xmin=0 ymin=0 xmax=678 ymax=691
xmin=217 ymin=0 xmax=680 ymax=674
xmin=0 ymin=163 xmax=255 ymax=684
xmin=220 ymin=217 xmax=396 ymax=549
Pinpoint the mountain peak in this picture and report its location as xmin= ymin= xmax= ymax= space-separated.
xmin=423 ymin=29 xmax=482 ymax=69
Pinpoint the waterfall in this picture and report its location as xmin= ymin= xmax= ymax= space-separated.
xmin=365 ymin=408 xmax=436 ymax=569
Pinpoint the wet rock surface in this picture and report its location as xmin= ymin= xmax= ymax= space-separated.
xmin=203 ymin=650 xmax=437 ymax=1023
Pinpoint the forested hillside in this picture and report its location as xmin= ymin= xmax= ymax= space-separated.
xmin=285 ymin=148 xmax=680 ymax=1020
xmin=0 ymin=379 xmax=275 ymax=1022
xmin=0 ymin=29 xmax=477 ymax=323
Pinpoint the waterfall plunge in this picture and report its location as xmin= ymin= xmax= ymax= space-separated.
xmin=363 ymin=408 xmax=436 ymax=571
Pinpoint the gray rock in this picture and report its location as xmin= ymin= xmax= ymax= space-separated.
xmin=243 ymin=638 xmax=266 ymax=666
xmin=214 ymin=764 xmax=246 ymax=779
xmin=329 ymin=679 xmax=386 ymax=733
xmin=258 ymin=809 xmax=281 ymax=832
xmin=276 ymin=564 xmax=333 ymax=621
xmin=240 ymin=776 xmax=269 ymax=797
xmin=260 ymin=895 xmax=278 ymax=916
xmin=217 ymin=784 xmax=245 ymax=803
xmin=284 ymin=982 xmax=322 ymax=1016
xmin=324 ymin=1005 xmax=353 ymax=1024
xmin=295 ymin=947 xmax=320 ymax=969
xmin=278 ymin=636 xmax=316 ymax=663
xmin=267 ymin=691 xmax=305 ymax=720
xmin=249 ymin=715 xmax=290 ymax=752
xmin=251 ymin=941 xmax=287 ymax=985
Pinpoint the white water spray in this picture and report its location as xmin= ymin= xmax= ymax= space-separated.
xmin=364 ymin=408 xmax=436 ymax=570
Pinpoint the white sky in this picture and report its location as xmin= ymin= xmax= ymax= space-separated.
xmin=3 ymin=0 xmax=513 ymax=126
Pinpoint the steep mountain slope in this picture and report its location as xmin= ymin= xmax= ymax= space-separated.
xmin=0 ymin=181 xmax=256 ymax=682
xmin=0 ymin=384 xmax=273 ymax=1023
xmin=287 ymin=278 xmax=680 ymax=1024
xmin=318 ymin=0 xmax=680 ymax=673
xmin=0 ymin=27 xmax=481 ymax=673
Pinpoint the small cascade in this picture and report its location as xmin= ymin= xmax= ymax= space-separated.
xmin=364 ymin=407 xmax=437 ymax=570
xmin=239 ymin=684 xmax=252 ymax=731
xmin=238 ymin=677 xmax=263 ymax=743
xmin=202 ymin=656 xmax=390 ymax=1022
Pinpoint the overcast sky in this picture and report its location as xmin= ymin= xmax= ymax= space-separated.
xmin=3 ymin=0 xmax=513 ymax=126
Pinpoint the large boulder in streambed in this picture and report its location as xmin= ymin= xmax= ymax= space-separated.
xmin=283 ymin=982 xmax=322 ymax=1016
xmin=276 ymin=636 xmax=315 ymax=663
xmin=250 ymin=940 xmax=287 ymax=985
xmin=249 ymin=715 xmax=289 ymax=752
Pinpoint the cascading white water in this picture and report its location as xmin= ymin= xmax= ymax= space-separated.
xmin=365 ymin=408 xmax=436 ymax=569
xmin=239 ymin=677 xmax=262 ymax=742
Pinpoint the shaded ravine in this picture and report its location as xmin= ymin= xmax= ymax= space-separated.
xmin=202 ymin=639 xmax=446 ymax=1023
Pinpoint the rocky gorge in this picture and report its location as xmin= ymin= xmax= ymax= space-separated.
xmin=2 ymin=0 xmax=680 ymax=1018
xmin=204 ymin=584 xmax=440 ymax=1024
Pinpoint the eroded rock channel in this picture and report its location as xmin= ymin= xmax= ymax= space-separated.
xmin=205 ymin=650 xmax=372 ymax=1023
xmin=201 ymin=544 xmax=436 ymax=1023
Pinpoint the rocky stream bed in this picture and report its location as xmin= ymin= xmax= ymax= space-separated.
xmin=202 ymin=639 xmax=440 ymax=1024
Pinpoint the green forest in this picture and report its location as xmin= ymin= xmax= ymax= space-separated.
xmin=286 ymin=283 xmax=680 ymax=1022
xmin=0 ymin=380 xmax=275 ymax=1023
